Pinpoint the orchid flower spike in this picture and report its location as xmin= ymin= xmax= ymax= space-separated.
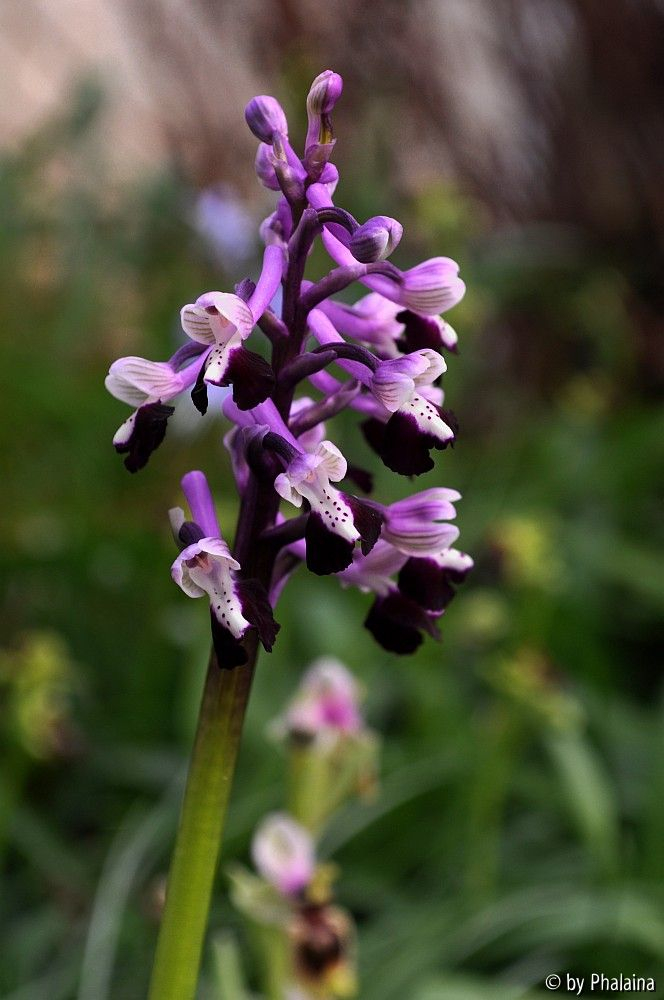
xmin=107 ymin=68 xmax=472 ymax=662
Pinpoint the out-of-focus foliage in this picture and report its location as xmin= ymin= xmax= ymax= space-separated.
xmin=1 ymin=82 xmax=663 ymax=1000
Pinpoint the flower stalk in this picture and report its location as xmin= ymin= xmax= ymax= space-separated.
xmin=148 ymin=643 xmax=256 ymax=1000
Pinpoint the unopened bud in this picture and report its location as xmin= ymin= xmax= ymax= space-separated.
xmin=306 ymin=70 xmax=343 ymax=115
xmin=244 ymin=96 xmax=288 ymax=143
xmin=349 ymin=216 xmax=403 ymax=263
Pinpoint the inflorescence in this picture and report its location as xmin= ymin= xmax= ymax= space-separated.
xmin=106 ymin=70 xmax=472 ymax=667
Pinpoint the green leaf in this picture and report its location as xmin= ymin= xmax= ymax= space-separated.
xmin=545 ymin=730 xmax=620 ymax=874
xmin=211 ymin=932 xmax=249 ymax=1000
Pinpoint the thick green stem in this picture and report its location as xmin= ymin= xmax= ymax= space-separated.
xmin=288 ymin=745 xmax=331 ymax=835
xmin=148 ymin=639 xmax=258 ymax=1000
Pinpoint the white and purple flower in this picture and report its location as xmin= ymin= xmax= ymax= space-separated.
xmin=306 ymin=309 xmax=456 ymax=476
xmin=281 ymin=657 xmax=363 ymax=742
xmin=337 ymin=541 xmax=407 ymax=597
xmin=368 ymin=348 xmax=446 ymax=411
xmin=251 ymin=813 xmax=315 ymax=897
xmin=171 ymin=471 xmax=279 ymax=667
xmin=274 ymin=440 xmax=383 ymax=575
xmin=364 ymin=349 xmax=457 ymax=476
xmin=180 ymin=291 xmax=275 ymax=412
xmin=105 ymin=346 xmax=206 ymax=472
xmin=333 ymin=487 xmax=471 ymax=653
xmin=361 ymin=395 xmax=457 ymax=476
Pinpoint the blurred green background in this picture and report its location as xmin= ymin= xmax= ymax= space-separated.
xmin=1 ymin=3 xmax=663 ymax=997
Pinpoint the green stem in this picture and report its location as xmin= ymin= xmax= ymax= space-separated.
xmin=288 ymin=744 xmax=331 ymax=834
xmin=148 ymin=639 xmax=258 ymax=1000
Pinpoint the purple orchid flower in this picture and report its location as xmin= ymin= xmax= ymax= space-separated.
xmin=335 ymin=522 xmax=473 ymax=654
xmin=105 ymin=343 xmax=206 ymax=471
xmin=278 ymin=656 xmax=364 ymax=744
xmin=180 ymin=291 xmax=274 ymax=412
xmin=272 ymin=439 xmax=383 ymax=576
xmin=251 ymin=813 xmax=315 ymax=897
xmin=170 ymin=471 xmax=279 ymax=668
xmin=106 ymin=69 xmax=472 ymax=665
xmin=306 ymin=308 xmax=456 ymax=475
xmin=304 ymin=70 xmax=343 ymax=181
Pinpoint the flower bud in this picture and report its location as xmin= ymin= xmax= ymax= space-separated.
xmin=254 ymin=143 xmax=280 ymax=190
xmin=349 ymin=216 xmax=403 ymax=263
xmin=244 ymin=95 xmax=288 ymax=143
xmin=306 ymin=70 xmax=343 ymax=115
